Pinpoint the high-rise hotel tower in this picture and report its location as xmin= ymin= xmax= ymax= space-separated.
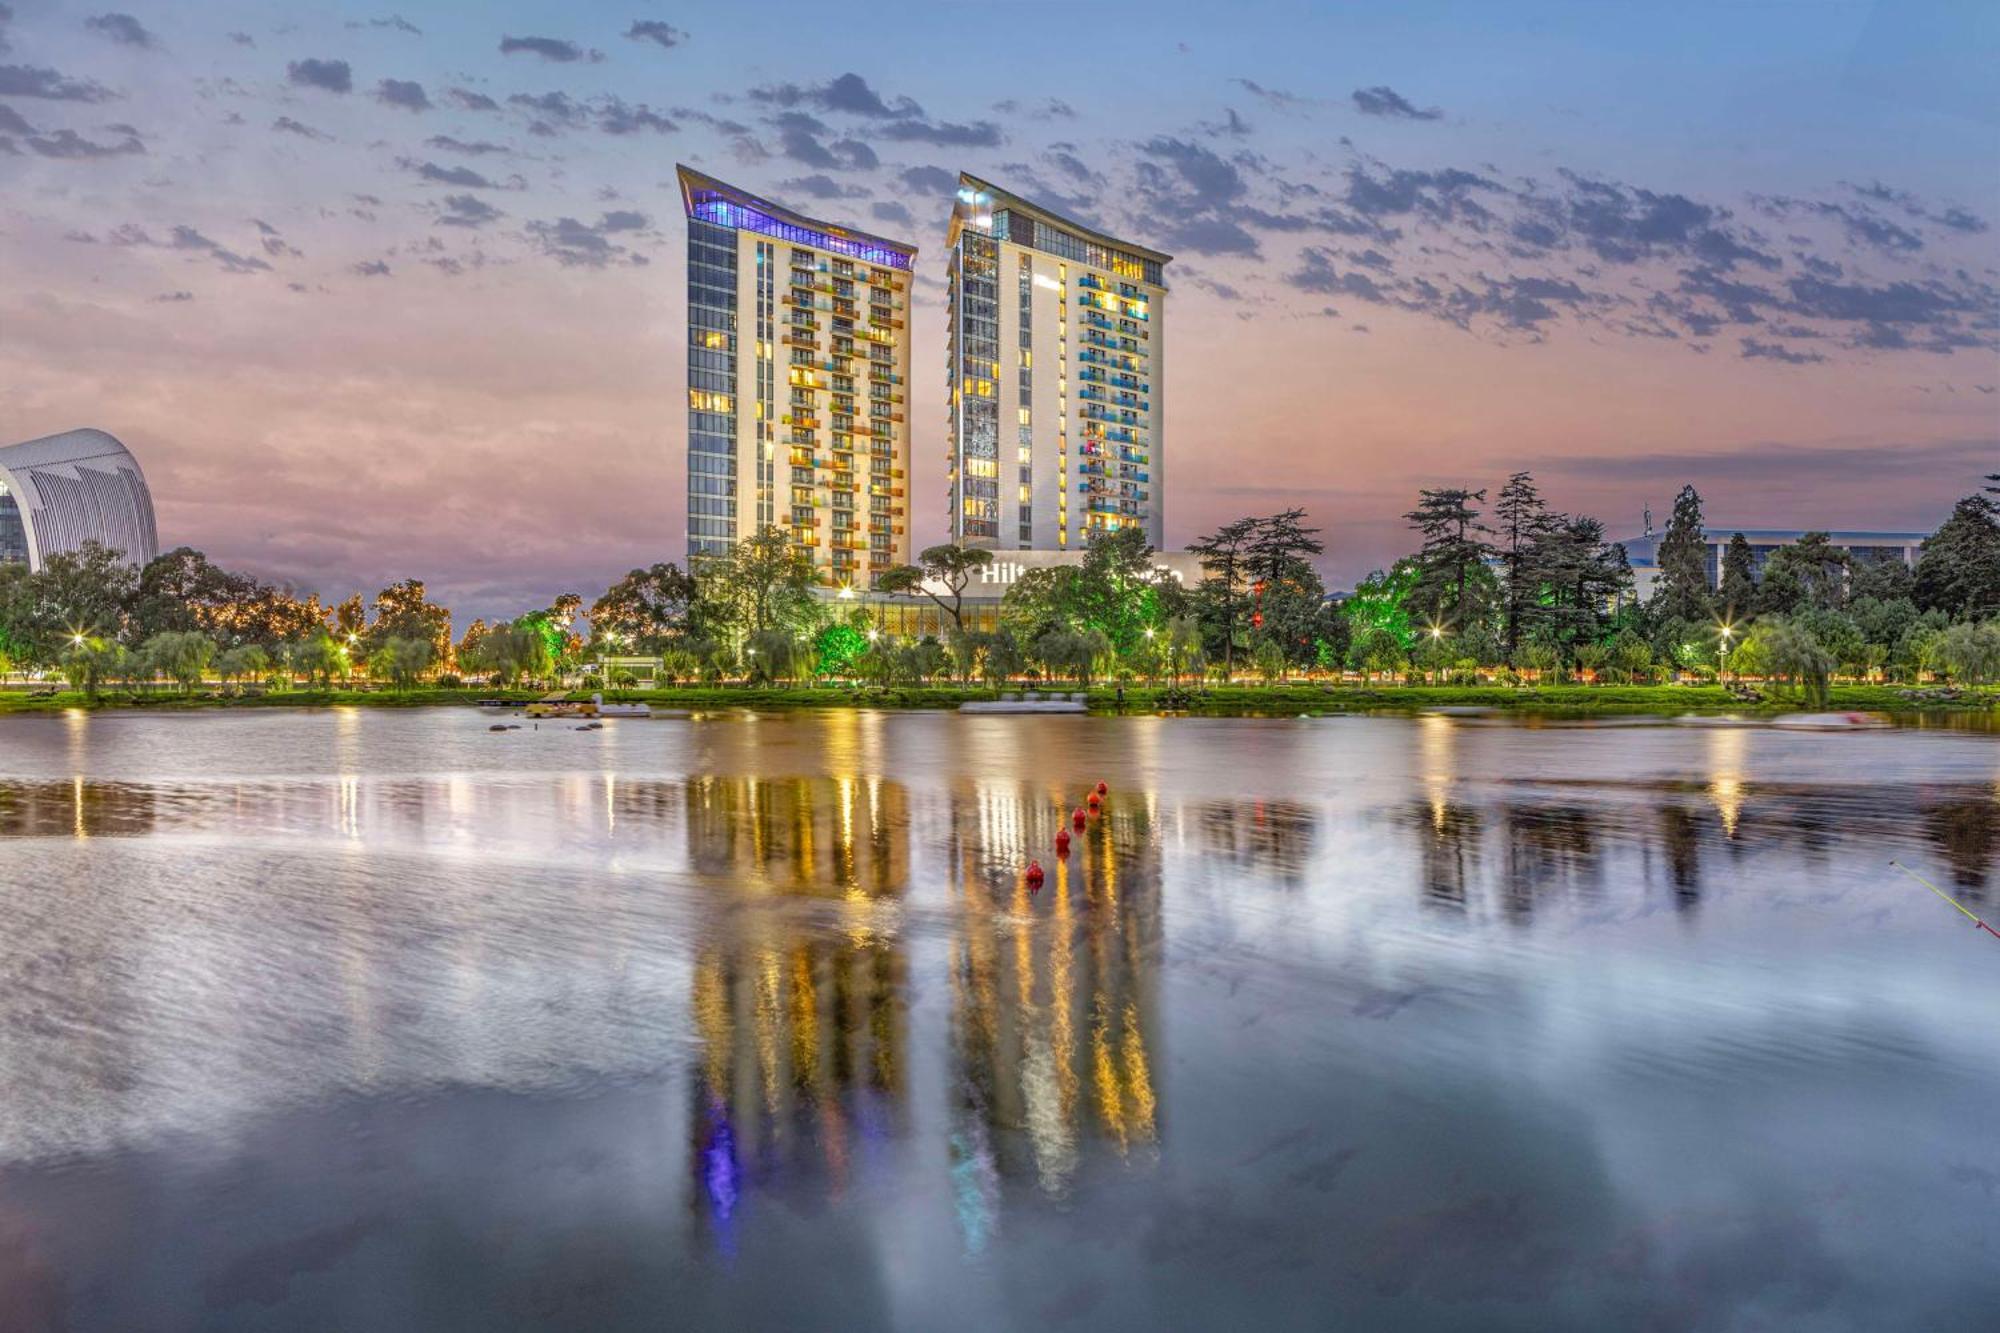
xmin=946 ymin=174 xmax=1170 ymax=551
xmin=679 ymin=166 xmax=916 ymax=586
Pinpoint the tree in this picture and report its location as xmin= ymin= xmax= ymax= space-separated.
xmin=978 ymin=628 xmax=1025 ymax=686
xmin=215 ymin=643 xmax=271 ymax=686
xmin=875 ymin=544 xmax=994 ymax=639
xmin=1187 ymin=516 xmax=1258 ymax=678
xmin=1162 ymin=615 xmax=1204 ymax=685
xmin=1757 ymin=617 xmax=1834 ymax=707
xmin=1252 ymin=637 xmax=1287 ymax=683
xmin=814 ymin=623 xmax=868 ymax=678
xmin=291 ymin=634 xmax=346 ymax=688
xmin=1850 ymin=552 xmax=1914 ymax=604
xmin=140 ymin=630 xmax=215 ymax=695
xmin=1493 ymin=472 xmax=1559 ymax=656
xmin=334 ymin=595 xmax=366 ymax=639
xmin=60 ymin=634 xmax=126 ymax=699
xmin=467 ymin=621 xmax=550 ymax=685
xmin=699 ymin=526 xmax=821 ymax=639
xmin=1761 ymin=533 xmax=1850 ymax=613
xmin=33 ymin=541 xmax=138 ymax=650
xmin=1342 ymin=560 xmax=1419 ymax=652
xmin=1650 ymin=484 xmax=1713 ymax=625
xmin=744 ymin=627 xmax=807 ymax=683
xmin=1403 ymin=488 xmax=1494 ymax=634
xmin=1348 ymin=625 xmax=1406 ymax=683
xmin=1717 ymin=533 xmax=1756 ymax=623
xmin=1526 ymin=516 xmax=1630 ymax=665
xmin=1914 ymin=493 xmax=2000 ymax=619
xmin=456 ymin=619 xmax=490 ymax=666
xmin=1929 ymin=620 xmax=2000 ymax=685
xmin=368 ymin=636 xmax=435 ymax=691
xmin=589 ymin=563 xmax=699 ymax=653
xmin=368 ymin=580 xmax=452 ymax=665
xmin=1034 ymin=628 xmax=1110 ymax=685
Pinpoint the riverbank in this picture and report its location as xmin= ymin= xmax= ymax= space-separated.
xmin=1 ymin=681 xmax=1992 ymax=717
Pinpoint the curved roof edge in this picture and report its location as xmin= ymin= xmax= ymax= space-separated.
xmin=952 ymin=171 xmax=1173 ymax=267
xmin=676 ymin=164 xmax=918 ymax=260
xmin=0 ymin=427 xmax=159 ymax=571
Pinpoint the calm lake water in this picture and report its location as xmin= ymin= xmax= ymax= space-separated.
xmin=0 ymin=706 xmax=1996 ymax=1331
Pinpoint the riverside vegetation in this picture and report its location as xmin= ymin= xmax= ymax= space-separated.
xmin=2 ymin=472 xmax=1998 ymax=717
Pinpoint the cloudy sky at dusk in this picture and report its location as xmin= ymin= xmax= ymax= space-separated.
xmin=0 ymin=0 xmax=1994 ymax=617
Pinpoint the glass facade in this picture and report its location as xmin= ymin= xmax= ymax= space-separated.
xmin=687 ymin=218 xmax=739 ymax=558
xmin=682 ymin=166 xmax=915 ymax=584
xmin=0 ymin=487 xmax=26 ymax=565
xmin=951 ymin=233 xmax=1001 ymax=542
xmin=949 ymin=175 xmax=1166 ymax=550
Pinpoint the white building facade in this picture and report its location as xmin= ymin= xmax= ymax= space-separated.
xmin=680 ymin=166 xmax=916 ymax=589
xmin=946 ymin=174 xmax=1169 ymax=553
xmin=0 ymin=428 xmax=159 ymax=570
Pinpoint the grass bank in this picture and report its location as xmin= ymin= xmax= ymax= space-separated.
xmin=1 ymin=681 xmax=1991 ymax=718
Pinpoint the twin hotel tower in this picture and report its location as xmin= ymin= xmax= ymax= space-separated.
xmin=679 ymin=165 xmax=1170 ymax=591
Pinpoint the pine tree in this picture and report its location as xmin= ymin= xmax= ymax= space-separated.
xmin=1187 ymin=516 xmax=1260 ymax=676
xmin=1717 ymin=533 xmax=1756 ymax=623
xmin=1650 ymin=484 xmax=1714 ymax=625
xmin=1493 ymin=472 xmax=1560 ymax=655
xmin=1914 ymin=492 xmax=2000 ymax=618
xmin=1403 ymin=488 xmax=1493 ymax=631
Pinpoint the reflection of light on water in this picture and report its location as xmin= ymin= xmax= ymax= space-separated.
xmin=1122 ymin=1001 xmax=1156 ymax=1145
xmin=950 ymin=1129 xmax=998 ymax=1255
xmin=756 ymin=952 xmax=780 ymax=1116
xmin=338 ymin=776 xmax=359 ymax=838
xmin=1707 ymin=727 xmax=1747 ymax=837
xmin=842 ymin=885 xmax=877 ymax=949
xmin=72 ymin=775 xmax=85 ymax=840
xmin=603 ymin=773 xmax=614 ymax=834
xmin=1092 ymin=995 xmax=1126 ymax=1153
xmin=1420 ymin=713 xmax=1454 ymax=831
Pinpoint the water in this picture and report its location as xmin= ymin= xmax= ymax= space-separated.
xmin=0 ymin=706 xmax=1996 ymax=1331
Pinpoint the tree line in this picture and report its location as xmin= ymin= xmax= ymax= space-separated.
xmin=1345 ymin=470 xmax=2000 ymax=701
xmin=2 ymin=470 xmax=1996 ymax=697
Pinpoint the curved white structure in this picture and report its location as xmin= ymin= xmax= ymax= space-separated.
xmin=0 ymin=428 xmax=159 ymax=570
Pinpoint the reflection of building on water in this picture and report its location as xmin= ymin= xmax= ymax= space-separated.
xmin=685 ymin=775 xmax=909 ymax=895
xmin=1499 ymin=805 xmax=1599 ymax=918
xmin=1193 ymin=799 xmax=1318 ymax=886
xmin=1404 ymin=800 xmax=1484 ymax=909
xmin=681 ymin=773 xmax=914 ymax=1244
xmin=944 ymin=786 xmax=1162 ymax=1244
xmin=687 ymin=941 xmax=908 ymax=1239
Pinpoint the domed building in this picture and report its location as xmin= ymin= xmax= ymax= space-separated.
xmin=0 ymin=428 xmax=159 ymax=570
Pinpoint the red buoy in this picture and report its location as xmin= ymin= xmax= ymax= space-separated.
xmin=1054 ymin=828 xmax=1072 ymax=856
xmin=1096 ymin=781 xmax=1108 ymax=796
xmin=1026 ymin=860 xmax=1045 ymax=887
xmin=1072 ymin=807 xmax=1087 ymax=828
xmin=1086 ymin=791 xmax=1102 ymax=810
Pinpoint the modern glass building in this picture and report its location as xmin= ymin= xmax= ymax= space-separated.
xmin=678 ymin=166 xmax=917 ymax=589
xmin=0 ymin=428 xmax=159 ymax=570
xmin=946 ymin=174 xmax=1170 ymax=552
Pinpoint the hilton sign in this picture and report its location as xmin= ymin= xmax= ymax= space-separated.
xmin=920 ymin=548 xmax=1203 ymax=601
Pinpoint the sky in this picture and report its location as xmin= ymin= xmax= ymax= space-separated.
xmin=0 ymin=0 xmax=1995 ymax=619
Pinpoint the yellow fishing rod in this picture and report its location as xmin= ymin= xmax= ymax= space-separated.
xmin=1892 ymin=860 xmax=2000 ymax=942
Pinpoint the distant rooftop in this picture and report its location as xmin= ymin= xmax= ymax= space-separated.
xmin=1619 ymin=527 xmax=1930 ymax=563
xmin=676 ymin=164 xmax=916 ymax=271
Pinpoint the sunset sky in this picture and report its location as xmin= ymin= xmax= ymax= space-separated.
xmin=1 ymin=0 xmax=1994 ymax=618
